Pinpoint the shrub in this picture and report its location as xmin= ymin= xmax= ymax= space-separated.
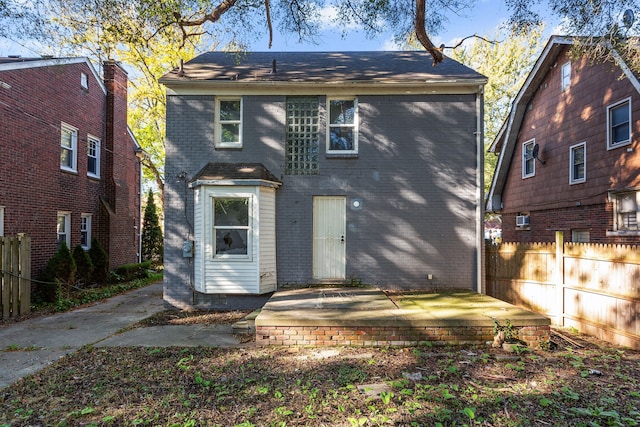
xmin=88 ymin=238 xmax=109 ymax=284
xmin=114 ymin=261 xmax=152 ymax=282
xmin=141 ymin=189 xmax=164 ymax=266
xmin=36 ymin=242 xmax=77 ymax=302
xmin=72 ymin=244 xmax=94 ymax=287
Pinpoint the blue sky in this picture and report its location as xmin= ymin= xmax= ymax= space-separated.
xmin=0 ymin=0 xmax=532 ymax=56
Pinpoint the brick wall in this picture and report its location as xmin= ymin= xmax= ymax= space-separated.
xmin=255 ymin=324 xmax=550 ymax=349
xmin=0 ymin=59 xmax=140 ymax=277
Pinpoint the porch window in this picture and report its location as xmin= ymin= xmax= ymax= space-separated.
xmin=569 ymin=142 xmax=586 ymax=184
xmin=60 ymin=123 xmax=78 ymax=172
xmin=522 ymin=139 xmax=535 ymax=178
xmin=607 ymin=98 xmax=631 ymax=149
xmin=215 ymin=97 xmax=242 ymax=148
xmin=286 ymin=96 xmax=319 ymax=174
xmin=213 ymin=197 xmax=250 ymax=256
xmin=327 ymin=98 xmax=358 ymax=155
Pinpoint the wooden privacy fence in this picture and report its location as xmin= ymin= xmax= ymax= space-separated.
xmin=1 ymin=235 xmax=31 ymax=319
xmin=486 ymin=232 xmax=640 ymax=349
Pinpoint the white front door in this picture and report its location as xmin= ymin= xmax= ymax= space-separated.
xmin=313 ymin=196 xmax=346 ymax=280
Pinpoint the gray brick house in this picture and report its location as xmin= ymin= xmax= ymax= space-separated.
xmin=160 ymin=51 xmax=487 ymax=309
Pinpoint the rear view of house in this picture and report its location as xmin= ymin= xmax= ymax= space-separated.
xmin=0 ymin=57 xmax=142 ymax=278
xmin=487 ymin=36 xmax=640 ymax=243
xmin=160 ymin=51 xmax=486 ymax=309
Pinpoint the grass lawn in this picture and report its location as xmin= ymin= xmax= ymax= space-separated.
xmin=1 ymin=307 xmax=640 ymax=426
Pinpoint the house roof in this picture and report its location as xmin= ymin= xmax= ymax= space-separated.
xmin=190 ymin=163 xmax=282 ymax=188
xmin=485 ymin=35 xmax=640 ymax=212
xmin=160 ymin=51 xmax=486 ymax=87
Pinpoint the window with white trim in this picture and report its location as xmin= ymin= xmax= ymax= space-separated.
xmin=327 ymin=98 xmax=358 ymax=154
xmin=607 ymin=98 xmax=631 ymax=149
xmin=611 ymin=191 xmax=639 ymax=231
xmin=561 ymin=62 xmax=571 ymax=91
xmin=80 ymin=214 xmax=92 ymax=249
xmin=570 ymin=142 xmax=586 ymax=184
xmin=60 ymin=123 xmax=78 ymax=172
xmin=0 ymin=206 xmax=4 ymax=237
xmin=522 ymin=139 xmax=535 ymax=178
xmin=215 ymin=97 xmax=242 ymax=148
xmin=87 ymin=135 xmax=100 ymax=178
xmin=57 ymin=212 xmax=71 ymax=248
xmin=81 ymin=72 xmax=88 ymax=90
xmin=213 ymin=197 xmax=250 ymax=257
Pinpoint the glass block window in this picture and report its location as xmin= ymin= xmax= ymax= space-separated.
xmin=286 ymin=96 xmax=319 ymax=175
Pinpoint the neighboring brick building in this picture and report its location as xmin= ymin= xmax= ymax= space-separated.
xmin=487 ymin=36 xmax=640 ymax=244
xmin=160 ymin=51 xmax=487 ymax=309
xmin=0 ymin=57 xmax=142 ymax=277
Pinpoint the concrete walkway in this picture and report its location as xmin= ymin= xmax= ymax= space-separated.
xmin=0 ymin=282 xmax=247 ymax=390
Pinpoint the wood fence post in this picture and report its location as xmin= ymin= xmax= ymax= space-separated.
xmin=555 ymin=231 xmax=564 ymax=326
xmin=18 ymin=234 xmax=31 ymax=315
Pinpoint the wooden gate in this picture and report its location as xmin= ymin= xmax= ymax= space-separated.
xmin=1 ymin=235 xmax=31 ymax=319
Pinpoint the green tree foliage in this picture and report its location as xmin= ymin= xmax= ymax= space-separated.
xmin=41 ymin=241 xmax=77 ymax=286
xmin=141 ymin=189 xmax=164 ymax=266
xmin=72 ymin=244 xmax=94 ymax=287
xmin=88 ymin=237 xmax=110 ymax=284
xmin=445 ymin=26 xmax=547 ymax=193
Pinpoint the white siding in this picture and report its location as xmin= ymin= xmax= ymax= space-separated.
xmin=259 ymin=187 xmax=277 ymax=293
xmin=193 ymin=184 xmax=277 ymax=294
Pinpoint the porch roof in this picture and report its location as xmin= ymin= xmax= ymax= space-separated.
xmin=190 ymin=163 xmax=282 ymax=188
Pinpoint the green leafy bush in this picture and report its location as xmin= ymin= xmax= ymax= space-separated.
xmin=72 ymin=244 xmax=94 ymax=287
xmin=88 ymin=238 xmax=109 ymax=284
xmin=35 ymin=242 xmax=77 ymax=302
xmin=114 ymin=261 xmax=152 ymax=282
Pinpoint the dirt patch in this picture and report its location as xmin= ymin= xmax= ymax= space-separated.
xmin=2 ymin=319 xmax=640 ymax=426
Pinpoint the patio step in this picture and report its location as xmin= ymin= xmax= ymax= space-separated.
xmin=232 ymin=309 xmax=260 ymax=335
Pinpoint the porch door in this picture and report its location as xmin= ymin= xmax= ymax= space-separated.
xmin=313 ymin=196 xmax=346 ymax=280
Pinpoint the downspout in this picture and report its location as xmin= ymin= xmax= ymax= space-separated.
xmin=476 ymin=85 xmax=486 ymax=294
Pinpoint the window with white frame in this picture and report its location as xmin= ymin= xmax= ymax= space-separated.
xmin=522 ymin=139 xmax=536 ymax=178
xmin=81 ymin=72 xmax=88 ymax=90
xmin=561 ymin=62 xmax=571 ymax=91
xmin=570 ymin=142 xmax=586 ymax=184
xmin=60 ymin=123 xmax=78 ymax=172
xmin=611 ymin=191 xmax=639 ymax=231
xmin=213 ymin=197 xmax=250 ymax=257
xmin=87 ymin=136 xmax=100 ymax=178
xmin=327 ymin=98 xmax=358 ymax=154
xmin=215 ymin=97 xmax=242 ymax=148
xmin=0 ymin=206 xmax=4 ymax=237
xmin=57 ymin=212 xmax=71 ymax=248
xmin=607 ymin=98 xmax=631 ymax=149
xmin=80 ymin=214 xmax=92 ymax=249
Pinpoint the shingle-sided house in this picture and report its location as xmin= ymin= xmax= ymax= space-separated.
xmin=160 ymin=51 xmax=487 ymax=309
xmin=0 ymin=57 xmax=142 ymax=277
xmin=486 ymin=36 xmax=640 ymax=244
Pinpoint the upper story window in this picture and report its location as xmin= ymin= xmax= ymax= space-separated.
xmin=561 ymin=62 xmax=571 ymax=91
xmin=60 ymin=123 xmax=78 ymax=172
xmin=215 ymin=97 xmax=242 ymax=148
xmin=87 ymin=136 xmax=101 ymax=178
xmin=522 ymin=139 xmax=535 ymax=178
xmin=610 ymin=191 xmax=639 ymax=232
xmin=327 ymin=98 xmax=358 ymax=155
xmin=607 ymin=98 xmax=631 ymax=150
xmin=57 ymin=211 xmax=71 ymax=248
xmin=569 ymin=142 xmax=586 ymax=184
xmin=81 ymin=72 xmax=88 ymax=90
xmin=213 ymin=197 xmax=250 ymax=258
xmin=80 ymin=214 xmax=92 ymax=249
xmin=286 ymin=96 xmax=319 ymax=175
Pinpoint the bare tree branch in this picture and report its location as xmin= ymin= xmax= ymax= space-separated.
xmin=414 ymin=0 xmax=444 ymax=64
xmin=444 ymin=34 xmax=498 ymax=50
xmin=265 ymin=0 xmax=273 ymax=49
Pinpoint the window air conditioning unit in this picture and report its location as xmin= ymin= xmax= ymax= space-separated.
xmin=516 ymin=215 xmax=530 ymax=227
